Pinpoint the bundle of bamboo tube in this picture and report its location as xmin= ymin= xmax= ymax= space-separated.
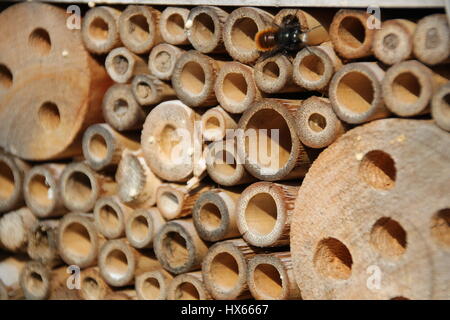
xmin=0 ymin=2 xmax=448 ymax=301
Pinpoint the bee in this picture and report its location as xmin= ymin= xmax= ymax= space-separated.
xmin=255 ymin=13 xmax=314 ymax=60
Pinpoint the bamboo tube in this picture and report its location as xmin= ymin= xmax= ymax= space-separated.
xmin=192 ymin=188 xmax=241 ymax=242
xmin=0 ymin=3 xmax=111 ymax=161
xmin=291 ymin=119 xmax=450 ymax=299
xmin=293 ymin=41 xmax=342 ymax=92
xmin=201 ymin=106 xmax=238 ymax=142
xmin=105 ymin=289 xmax=137 ymax=300
xmin=81 ymin=6 xmax=122 ymax=54
xmin=148 ymin=43 xmax=185 ymax=81
xmin=254 ymin=55 xmax=300 ymax=94
xmin=329 ymin=62 xmax=388 ymax=124
xmin=413 ymin=14 xmax=450 ymax=66
xmin=23 ymin=164 xmax=66 ymax=218
xmin=172 ymin=51 xmax=223 ymax=107
xmin=329 ymin=9 xmax=377 ymax=59
xmin=27 ymin=220 xmax=61 ymax=268
xmin=82 ymin=123 xmax=140 ymax=171
xmin=0 ymin=208 xmax=36 ymax=253
xmin=80 ymin=267 xmax=112 ymax=300
xmin=214 ymin=61 xmax=263 ymax=114
xmin=156 ymin=183 xmax=211 ymax=220
xmin=159 ymin=7 xmax=190 ymax=45
xmin=0 ymin=255 xmax=27 ymax=299
xmin=131 ymin=74 xmax=177 ymax=106
xmin=185 ymin=6 xmax=228 ymax=54
xmin=237 ymin=99 xmax=315 ymax=181
xmin=135 ymin=269 xmax=173 ymax=300
xmin=167 ymin=271 xmax=212 ymax=300
xmin=295 ymin=96 xmax=346 ymax=149
xmin=154 ymin=219 xmax=208 ymax=274
xmin=432 ymin=82 xmax=450 ymax=131
xmin=116 ymin=149 xmax=162 ymax=208
xmin=222 ymin=7 xmax=274 ymax=64
xmin=119 ymin=5 xmax=162 ymax=54
xmin=141 ymin=100 xmax=199 ymax=182
xmin=247 ymin=252 xmax=301 ymax=300
xmin=125 ymin=208 xmax=165 ymax=249
xmin=60 ymin=162 xmax=116 ymax=212
xmin=373 ymin=19 xmax=416 ymax=65
xmin=382 ymin=60 xmax=448 ymax=117
xmin=20 ymin=262 xmax=67 ymax=300
xmin=237 ymin=182 xmax=298 ymax=247
xmin=57 ymin=213 xmax=105 ymax=268
xmin=202 ymin=239 xmax=258 ymax=300
xmin=105 ymin=47 xmax=149 ymax=84
xmin=0 ymin=152 xmax=29 ymax=213
xmin=94 ymin=196 xmax=134 ymax=240
xmin=102 ymin=83 xmax=147 ymax=131
xmin=98 ymin=239 xmax=161 ymax=287
xmin=205 ymin=139 xmax=256 ymax=186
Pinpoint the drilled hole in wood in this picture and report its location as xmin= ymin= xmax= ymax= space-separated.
xmin=62 ymin=222 xmax=92 ymax=258
xmin=431 ymin=208 xmax=450 ymax=247
xmin=223 ymin=72 xmax=248 ymax=103
xmin=29 ymin=28 xmax=51 ymax=55
xmin=200 ymin=203 xmax=222 ymax=231
xmin=210 ymin=252 xmax=239 ymax=291
xmin=0 ymin=160 xmax=15 ymax=200
xmin=38 ymin=102 xmax=60 ymax=131
xmin=231 ymin=17 xmax=258 ymax=51
xmin=162 ymin=231 xmax=188 ymax=268
xmin=166 ymin=13 xmax=185 ymax=36
xmin=29 ymin=174 xmax=51 ymax=207
xmin=130 ymin=215 xmax=149 ymax=242
xmin=313 ymin=237 xmax=353 ymax=280
xmin=105 ymin=249 xmax=129 ymax=280
xmin=0 ymin=64 xmax=13 ymax=89
xmin=392 ymin=72 xmax=421 ymax=104
xmin=300 ymin=54 xmax=325 ymax=82
xmin=82 ymin=277 xmax=101 ymax=300
xmin=180 ymin=61 xmax=205 ymax=95
xmin=253 ymin=263 xmax=282 ymax=299
xmin=176 ymin=282 xmax=200 ymax=300
xmin=192 ymin=13 xmax=215 ymax=42
xmin=245 ymin=109 xmax=292 ymax=171
xmin=99 ymin=204 xmax=120 ymax=233
xmin=370 ymin=217 xmax=407 ymax=257
xmin=65 ymin=171 xmax=93 ymax=204
xmin=337 ymin=71 xmax=374 ymax=114
xmin=89 ymin=134 xmax=108 ymax=161
xmin=113 ymin=98 xmax=129 ymax=117
xmin=142 ymin=277 xmax=160 ymax=299
xmin=262 ymin=61 xmax=280 ymax=80
xmin=245 ymin=193 xmax=277 ymax=236
xmin=308 ymin=113 xmax=327 ymax=133
xmin=89 ymin=17 xmax=109 ymax=41
xmin=338 ymin=17 xmax=365 ymax=48
xmin=128 ymin=14 xmax=150 ymax=43
xmin=112 ymin=55 xmax=129 ymax=75
xmin=359 ymin=150 xmax=396 ymax=190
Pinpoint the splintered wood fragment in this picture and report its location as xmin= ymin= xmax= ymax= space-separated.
xmin=247 ymin=252 xmax=301 ymax=300
xmin=79 ymin=267 xmax=113 ymax=300
xmin=0 ymin=208 xmax=37 ymax=253
xmin=185 ymin=6 xmax=228 ymax=54
xmin=0 ymin=152 xmax=29 ymax=213
xmin=154 ymin=219 xmax=208 ymax=274
xmin=159 ymin=7 xmax=190 ymax=45
xmin=148 ymin=43 xmax=185 ymax=81
xmin=125 ymin=207 xmax=165 ymax=249
xmin=99 ymin=238 xmax=161 ymax=287
xmin=60 ymin=162 xmax=116 ymax=213
xmin=135 ymin=269 xmax=173 ymax=300
xmin=27 ymin=219 xmax=61 ymax=268
xmin=296 ymin=96 xmax=346 ymax=149
xmin=24 ymin=164 xmax=67 ymax=218
xmin=82 ymin=123 xmax=140 ymax=172
xmin=57 ymin=213 xmax=105 ymax=269
xmin=105 ymin=47 xmax=149 ymax=84
xmin=329 ymin=62 xmax=389 ymax=124
xmin=167 ymin=271 xmax=212 ymax=300
xmin=119 ymin=5 xmax=162 ymax=54
xmin=94 ymin=196 xmax=134 ymax=240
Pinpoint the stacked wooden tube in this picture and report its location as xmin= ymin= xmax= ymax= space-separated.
xmin=0 ymin=2 xmax=448 ymax=300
